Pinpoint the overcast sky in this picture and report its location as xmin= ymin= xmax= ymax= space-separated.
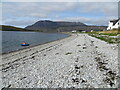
xmin=2 ymin=2 xmax=118 ymax=28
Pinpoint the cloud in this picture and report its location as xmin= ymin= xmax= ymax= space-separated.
xmin=3 ymin=18 xmax=38 ymax=27
xmin=2 ymin=2 xmax=118 ymax=27
xmin=78 ymin=2 xmax=118 ymax=16
xmin=1 ymin=0 xmax=119 ymax=2
xmin=0 ymin=3 xmax=2 ymax=25
xmin=2 ymin=2 xmax=77 ymax=18
xmin=55 ymin=16 xmax=117 ymax=26
xmin=1 ymin=0 xmax=77 ymax=2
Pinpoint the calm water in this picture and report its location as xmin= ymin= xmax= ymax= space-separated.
xmin=1 ymin=31 xmax=69 ymax=54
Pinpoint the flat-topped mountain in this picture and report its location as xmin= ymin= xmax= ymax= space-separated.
xmin=1 ymin=20 xmax=107 ymax=32
xmin=25 ymin=20 xmax=87 ymax=31
xmin=25 ymin=20 xmax=107 ymax=32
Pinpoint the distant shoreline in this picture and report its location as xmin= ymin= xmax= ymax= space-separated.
xmin=0 ymin=29 xmax=45 ymax=32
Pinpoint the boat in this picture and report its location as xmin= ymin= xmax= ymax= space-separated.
xmin=21 ymin=42 xmax=29 ymax=46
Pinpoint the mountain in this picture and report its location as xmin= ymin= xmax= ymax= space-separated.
xmin=57 ymin=25 xmax=107 ymax=32
xmin=1 ymin=20 xmax=107 ymax=32
xmin=25 ymin=20 xmax=87 ymax=32
xmin=25 ymin=20 xmax=107 ymax=32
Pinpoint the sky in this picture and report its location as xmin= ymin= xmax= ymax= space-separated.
xmin=1 ymin=2 xmax=119 ymax=28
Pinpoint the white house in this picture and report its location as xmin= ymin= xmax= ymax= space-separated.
xmin=71 ymin=30 xmax=77 ymax=33
xmin=107 ymin=18 xmax=120 ymax=30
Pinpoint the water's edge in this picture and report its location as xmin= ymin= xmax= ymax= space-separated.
xmin=2 ymin=33 xmax=71 ymax=55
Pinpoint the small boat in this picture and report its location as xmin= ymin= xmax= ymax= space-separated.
xmin=21 ymin=42 xmax=29 ymax=46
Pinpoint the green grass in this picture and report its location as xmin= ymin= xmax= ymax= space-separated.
xmin=98 ymin=33 xmax=118 ymax=36
xmin=82 ymin=29 xmax=120 ymax=44
xmin=89 ymin=34 xmax=119 ymax=44
xmin=86 ymin=29 xmax=119 ymax=36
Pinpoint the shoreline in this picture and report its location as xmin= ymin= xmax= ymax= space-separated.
xmin=1 ymin=32 xmax=71 ymax=55
xmin=1 ymin=34 xmax=76 ymax=65
xmin=1 ymin=33 xmax=118 ymax=88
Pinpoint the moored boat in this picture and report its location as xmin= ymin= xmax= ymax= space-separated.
xmin=21 ymin=42 xmax=29 ymax=46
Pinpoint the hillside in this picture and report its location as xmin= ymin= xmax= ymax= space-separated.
xmin=25 ymin=20 xmax=86 ymax=29
xmin=57 ymin=26 xmax=107 ymax=32
xmin=1 ymin=25 xmax=34 ymax=31
xmin=25 ymin=20 xmax=107 ymax=32
xmin=1 ymin=20 xmax=107 ymax=32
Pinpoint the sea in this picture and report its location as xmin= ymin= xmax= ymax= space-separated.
xmin=1 ymin=31 xmax=69 ymax=54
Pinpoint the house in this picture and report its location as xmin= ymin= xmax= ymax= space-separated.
xmin=90 ymin=30 xmax=93 ymax=32
xmin=81 ymin=31 xmax=86 ymax=33
xmin=71 ymin=30 xmax=77 ymax=33
xmin=107 ymin=18 xmax=120 ymax=30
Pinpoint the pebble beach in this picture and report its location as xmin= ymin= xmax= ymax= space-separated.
xmin=1 ymin=34 xmax=119 ymax=88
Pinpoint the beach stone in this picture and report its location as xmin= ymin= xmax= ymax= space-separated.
xmin=1 ymin=34 xmax=118 ymax=88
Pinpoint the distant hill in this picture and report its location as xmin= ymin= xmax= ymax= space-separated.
xmin=56 ymin=25 xmax=107 ymax=32
xmin=25 ymin=20 xmax=86 ymax=29
xmin=1 ymin=20 xmax=107 ymax=32
xmin=0 ymin=25 xmax=34 ymax=31
xmin=25 ymin=20 xmax=107 ymax=32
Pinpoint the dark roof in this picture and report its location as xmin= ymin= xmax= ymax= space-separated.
xmin=110 ymin=18 xmax=120 ymax=25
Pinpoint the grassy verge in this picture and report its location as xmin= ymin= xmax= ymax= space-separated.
xmin=98 ymin=29 xmax=119 ymax=36
xmin=89 ymin=34 xmax=119 ymax=43
xmin=86 ymin=30 xmax=120 ymax=44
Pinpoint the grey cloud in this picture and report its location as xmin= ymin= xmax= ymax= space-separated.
xmin=2 ymin=2 xmax=77 ymax=17
xmin=2 ymin=2 xmax=118 ymax=27
xmin=2 ymin=0 xmax=119 ymax=2
xmin=3 ymin=18 xmax=38 ymax=27
xmin=57 ymin=16 xmax=118 ymax=26
xmin=77 ymin=2 xmax=118 ymax=16
xmin=3 ymin=2 xmax=117 ymax=17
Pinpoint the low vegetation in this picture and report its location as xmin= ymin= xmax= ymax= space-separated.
xmin=98 ymin=29 xmax=119 ymax=36
xmin=89 ymin=34 xmax=119 ymax=43
xmin=86 ymin=29 xmax=120 ymax=44
xmin=1 ymin=25 xmax=37 ymax=32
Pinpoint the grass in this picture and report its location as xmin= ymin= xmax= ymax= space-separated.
xmin=86 ymin=29 xmax=120 ymax=44
xmin=98 ymin=29 xmax=119 ymax=36
xmin=86 ymin=29 xmax=119 ymax=35
xmin=90 ymin=34 xmax=119 ymax=44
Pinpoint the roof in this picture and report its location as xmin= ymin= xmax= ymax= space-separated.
xmin=110 ymin=18 xmax=120 ymax=25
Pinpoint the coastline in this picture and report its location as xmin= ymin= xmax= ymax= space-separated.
xmin=1 ymin=33 xmax=118 ymax=88
xmin=2 ymin=33 xmax=71 ymax=55
xmin=1 ymin=33 xmax=75 ymax=65
xmin=1 ymin=31 xmax=71 ymax=55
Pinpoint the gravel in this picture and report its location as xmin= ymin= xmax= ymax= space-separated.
xmin=1 ymin=34 xmax=119 ymax=88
